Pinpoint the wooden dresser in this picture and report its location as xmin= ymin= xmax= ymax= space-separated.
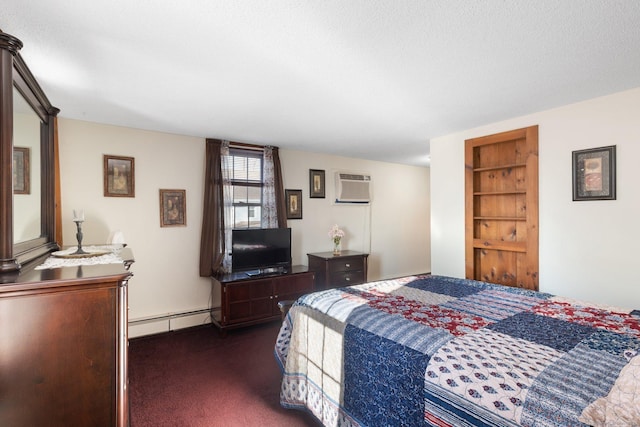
xmin=0 ymin=248 xmax=134 ymax=427
xmin=307 ymin=251 xmax=369 ymax=290
xmin=0 ymin=29 xmax=136 ymax=427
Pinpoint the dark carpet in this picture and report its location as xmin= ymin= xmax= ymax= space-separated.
xmin=129 ymin=321 xmax=318 ymax=427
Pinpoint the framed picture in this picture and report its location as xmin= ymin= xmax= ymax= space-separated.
xmin=572 ymin=145 xmax=616 ymax=201
xmin=309 ymin=169 xmax=325 ymax=198
xmin=13 ymin=147 xmax=30 ymax=194
xmin=104 ymin=155 xmax=135 ymax=197
xmin=285 ymin=189 xmax=302 ymax=219
xmin=159 ymin=189 xmax=186 ymax=227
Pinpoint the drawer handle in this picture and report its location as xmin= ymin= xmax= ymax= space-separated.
xmin=345 ymin=263 xmax=351 ymax=267
xmin=345 ymin=277 xmax=351 ymax=281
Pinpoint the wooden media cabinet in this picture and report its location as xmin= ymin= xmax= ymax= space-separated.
xmin=211 ymin=265 xmax=314 ymax=333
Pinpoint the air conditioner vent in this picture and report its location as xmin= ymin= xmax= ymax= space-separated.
xmin=335 ymin=172 xmax=371 ymax=203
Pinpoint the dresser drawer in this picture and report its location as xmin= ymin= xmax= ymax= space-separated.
xmin=329 ymin=270 xmax=365 ymax=287
xmin=327 ymin=256 xmax=365 ymax=273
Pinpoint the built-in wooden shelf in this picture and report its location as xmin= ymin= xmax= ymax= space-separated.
xmin=473 ymin=190 xmax=527 ymax=196
xmin=474 ymin=216 xmax=526 ymax=221
xmin=472 ymin=163 xmax=527 ymax=172
xmin=465 ymin=126 xmax=539 ymax=291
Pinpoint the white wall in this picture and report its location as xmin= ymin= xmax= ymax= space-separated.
xmin=279 ymin=150 xmax=431 ymax=280
xmin=58 ymin=119 xmax=431 ymax=337
xmin=58 ymin=120 xmax=210 ymax=337
xmin=431 ymin=87 xmax=640 ymax=309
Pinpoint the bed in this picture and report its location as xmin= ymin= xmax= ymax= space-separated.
xmin=275 ymin=274 xmax=640 ymax=426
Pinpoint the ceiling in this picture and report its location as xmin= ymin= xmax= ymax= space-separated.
xmin=3 ymin=1 xmax=640 ymax=167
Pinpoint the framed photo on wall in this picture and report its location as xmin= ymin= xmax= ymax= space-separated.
xmin=285 ymin=189 xmax=302 ymax=219
xmin=159 ymin=189 xmax=186 ymax=227
xmin=309 ymin=169 xmax=325 ymax=198
xmin=572 ymin=145 xmax=616 ymax=201
xmin=13 ymin=147 xmax=30 ymax=194
xmin=104 ymin=155 xmax=135 ymax=197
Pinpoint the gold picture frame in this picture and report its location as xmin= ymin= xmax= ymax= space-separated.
xmin=13 ymin=147 xmax=30 ymax=194
xmin=160 ymin=189 xmax=186 ymax=227
xmin=285 ymin=189 xmax=302 ymax=219
xmin=104 ymin=155 xmax=135 ymax=197
xmin=309 ymin=169 xmax=325 ymax=198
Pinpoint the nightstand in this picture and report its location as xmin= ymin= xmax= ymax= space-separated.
xmin=307 ymin=251 xmax=369 ymax=290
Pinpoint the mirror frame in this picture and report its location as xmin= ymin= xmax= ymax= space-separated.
xmin=1 ymin=31 xmax=59 ymax=273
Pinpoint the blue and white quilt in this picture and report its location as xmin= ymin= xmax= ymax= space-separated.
xmin=274 ymin=275 xmax=640 ymax=426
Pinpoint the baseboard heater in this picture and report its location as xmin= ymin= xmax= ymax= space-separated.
xmin=128 ymin=307 xmax=219 ymax=326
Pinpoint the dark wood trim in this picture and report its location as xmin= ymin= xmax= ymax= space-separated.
xmin=0 ymin=33 xmax=20 ymax=272
xmin=54 ymin=116 xmax=63 ymax=245
xmin=0 ymin=32 xmax=23 ymax=55
xmin=13 ymin=51 xmax=59 ymax=120
xmin=0 ymin=30 xmax=59 ymax=273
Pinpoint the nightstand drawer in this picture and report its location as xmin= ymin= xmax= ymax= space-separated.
xmin=329 ymin=270 xmax=365 ymax=287
xmin=327 ymin=257 xmax=365 ymax=273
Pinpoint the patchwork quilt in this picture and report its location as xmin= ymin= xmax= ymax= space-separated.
xmin=274 ymin=275 xmax=640 ymax=426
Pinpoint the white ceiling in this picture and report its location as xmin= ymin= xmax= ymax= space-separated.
xmin=3 ymin=1 xmax=640 ymax=167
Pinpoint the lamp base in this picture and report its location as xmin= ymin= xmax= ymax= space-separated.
xmin=72 ymin=247 xmax=89 ymax=255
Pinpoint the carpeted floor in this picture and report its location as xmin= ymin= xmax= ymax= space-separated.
xmin=129 ymin=321 xmax=318 ymax=427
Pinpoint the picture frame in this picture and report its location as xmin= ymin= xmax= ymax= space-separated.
xmin=13 ymin=147 xmax=30 ymax=194
xmin=285 ymin=189 xmax=302 ymax=219
xmin=572 ymin=145 xmax=616 ymax=201
xmin=309 ymin=169 xmax=325 ymax=198
xmin=159 ymin=189 xmax=186 ymax=227
xmin=104 ymin=155 xmax=135 ymax=197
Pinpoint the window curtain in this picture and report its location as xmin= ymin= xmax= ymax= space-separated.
xmin=272 ymin=147 xmax=287 ymax=228
xmin=220 ymin=142 xmax=233 ymax=273
xmin=260 ymin=146 xmax=286 ymax=228
xmin=261 ymin=146 xmax=278 ymax=228
xmin=198 ymin=139 xmax=225 ymax=277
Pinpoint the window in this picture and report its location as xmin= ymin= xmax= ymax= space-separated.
xmin=228 ymin=148 xmax=263 ymax=228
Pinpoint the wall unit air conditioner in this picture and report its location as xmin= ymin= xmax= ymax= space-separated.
xmin=335 ymin=172 xmax=371 ymax=203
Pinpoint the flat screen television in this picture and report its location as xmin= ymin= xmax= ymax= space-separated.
xmin=231 ymin=228 xmax=291 ymax=274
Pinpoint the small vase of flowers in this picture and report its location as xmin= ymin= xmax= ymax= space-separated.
xmin=328 ymin=224 xmax=345 ymax=255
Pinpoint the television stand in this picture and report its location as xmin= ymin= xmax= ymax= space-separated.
xmin=210 ymin=265 xmax=314 ymax=335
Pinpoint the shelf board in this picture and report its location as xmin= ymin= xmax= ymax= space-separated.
xmin=472 ymin=239 xmax=526 ymax=252
xmin=473 ymin=190 xmax=526 ymax=196
xmin=473 ymin=163 xmax=527 ymax=172
xmin=473 ymin=216 xmax=526 ymax=221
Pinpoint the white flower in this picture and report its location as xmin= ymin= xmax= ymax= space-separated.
xmin=328 ymin=224 xmax=345 ymax=244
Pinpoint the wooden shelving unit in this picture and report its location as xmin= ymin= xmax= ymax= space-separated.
xmin=465 ymin=126 xmax=539 ymax=290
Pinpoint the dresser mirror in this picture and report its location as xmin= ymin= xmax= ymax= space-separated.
xmin=1 ymin=30 xmax=58 ymax=272
xmin=13 ymin=86 xmax=42 ymax=243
